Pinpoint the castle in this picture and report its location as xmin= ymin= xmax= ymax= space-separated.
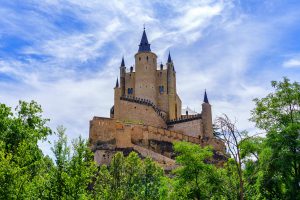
xmin=89 ymin=28 xmax=226 ymax=170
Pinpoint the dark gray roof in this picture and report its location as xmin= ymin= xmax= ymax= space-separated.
xmin=121 ymin=57 xmax=125 ymax=67
xmin=204 ymin=90 xmax=209 ymax=103
xmin=138 ymin=28 xmax=151 ymax=52
xmin=167 ymin=51 xmax=172 ymax=63
xmin=116 ymin=77 xmax=119 ymax=87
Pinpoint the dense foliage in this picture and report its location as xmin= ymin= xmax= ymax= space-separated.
xmin=0 ymin=77 xmax=299 ymax=199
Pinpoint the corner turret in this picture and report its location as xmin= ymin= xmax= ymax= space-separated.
xmin=120 ymin=57 xmax=126 ymax=96
xmin=167 ymin=51 xmax=178 ymax=119
xmin=202 ymin=90 xmax=213 ymax=138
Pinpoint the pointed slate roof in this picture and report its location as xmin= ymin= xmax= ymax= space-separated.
xmin=121 ymin=57 xmax=125 ymax=67
xmin=167 ymin=51 xmax=172 ymax=63
xmin=204 ymin=90 xmax=209 ymax=104
xmin=115 ymin=77 xmax=119 ymax=88
xmin=138 ymin=28 xmax=151 ymax=52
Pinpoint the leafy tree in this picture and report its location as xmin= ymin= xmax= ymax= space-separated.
xmin=50 ymin=126 xmax=97 ymax=199
xmin=171 ymin=141 xmax=225 ymax=200
xmin=0 ymin=101 xmax=53 ymax=199
xmin=67 ymin=136 xmax=97 ymax=199
xmin=94 ymin=151 xmax=166 ymax=200
xmin=250 ymin=77 xmax=300 ymax=199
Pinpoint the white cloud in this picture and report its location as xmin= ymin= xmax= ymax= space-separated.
xmin=283 ymin=58 xmax=300 ymax=68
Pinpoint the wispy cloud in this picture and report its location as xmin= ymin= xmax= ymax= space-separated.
xmin=283 ymin=58 xmax=300 ymax=68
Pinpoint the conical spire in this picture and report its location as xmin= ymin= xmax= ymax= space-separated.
xmin=121 ymin=56 xmax=125 ymax=67
xmin=138 ymin=27 xmax=151 ymax=52
xmin=115 ymin=77 xmax=119 ymax=88
xmin=167 ymin=51 xmax=172 ymax=63
xmin=204 ymin=90 xmax=209 ymax=104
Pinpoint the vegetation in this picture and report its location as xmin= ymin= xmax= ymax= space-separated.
xmin=0 ymin=77 xmax=299 ymax=199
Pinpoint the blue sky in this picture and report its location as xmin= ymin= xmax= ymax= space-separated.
xmin=0 ymin=0 xmax=300 ymax=155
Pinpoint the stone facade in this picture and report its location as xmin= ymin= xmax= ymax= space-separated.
xmin=89 ymin=28 xmax=226 ymax=169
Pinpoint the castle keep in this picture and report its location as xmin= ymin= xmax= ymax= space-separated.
xmin=89 ymin=29 xmax=226 ymax=169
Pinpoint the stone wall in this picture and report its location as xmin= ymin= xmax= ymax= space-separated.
xmin=90 ymin=117 xmax=226 ymax=168
xmin=156 ymin=69 xmax=169 ymax=113
xmin=117 ymin=99 xmax=167 ymax=128
xmin=168 ymin=118 xmax=203 ymax=138
xmin=125 ymin=72 xmax=135 ymax=96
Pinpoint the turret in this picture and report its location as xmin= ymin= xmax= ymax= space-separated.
xmin=167 ymin=51 xmax=177 ymax=119
xmin=134 ymin=28 xmax=157 ymax=105
xmin=114 ymin=77 xmax=121 ymax=119
xmin=202 ymin=90 xmax=213 ymax=138
xmin=120 ymin=57 xmax=126 ymax=96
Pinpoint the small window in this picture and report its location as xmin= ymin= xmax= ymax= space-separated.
xmin=139 ymin=57 xmax=141 ymax=61
xmin=146 ymin=56 xmax=148 ymax=62
xmin=127 ymin=88 xmax=133 ymax=94
xmin=159 ymin=86 xmax=164 ymax=94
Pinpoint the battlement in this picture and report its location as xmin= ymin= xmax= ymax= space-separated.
xmin=89 ymin=117 xmax=226 ymax=168
xmin=167 ymin=114 xmax=202 ymax=125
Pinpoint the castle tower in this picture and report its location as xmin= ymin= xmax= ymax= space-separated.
xmin=113 ymin=77 xmax=121 ymax=119
xmin=167 ymin=52 xmax=177 ymax=120
xmin=201 ymin=90 xmax=213 ymax=138
xmin=134 ymin=28 xmax=158 ymax=105
xmin=120 ymin=57 xmax=126 ymax=96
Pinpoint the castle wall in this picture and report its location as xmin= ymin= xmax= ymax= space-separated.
xmin=90 ymin=117 xmax=226 ymax=167
xmin=89 ymin=117 xmax=117 ymax=146
xmin=168 ymin=118 xmax=203 ymax=138
xmin=125 ymin=72 xmax=135 ymax=96
xmin=156 ymin=69 xmax=169 ymax=113
xmin=176 ymin=94 xmax=182 ymax=118
xmin=117 ymin=100 xmax=167 ymax=128
xmin=134 ymin=52 xmax=157 ymax=104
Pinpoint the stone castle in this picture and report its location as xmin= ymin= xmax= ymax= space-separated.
xmin=89 ymin=28 xmax=226 ymax=170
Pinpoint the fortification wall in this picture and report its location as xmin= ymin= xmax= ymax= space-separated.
xmin=125 ymin=72 xmax=135 ymax=96
xmin=156 ymin=70 xmax=169 ymax=113
xmin=168 ymin=118 xmax=203 ymax=138
xmin=118 ymin=99 xmax=167 ymax=128
xmin=176 ymin=94 xmax=182 ymax=118
xmin=90 ymin=117 xmax=226 ymax=167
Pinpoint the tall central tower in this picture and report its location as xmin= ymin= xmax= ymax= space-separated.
xmin=134 ymin=28 xmax=158 ymax=105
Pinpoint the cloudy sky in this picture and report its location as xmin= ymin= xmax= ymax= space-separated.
xmin=0 ymin=0 xmax=299 ymax=155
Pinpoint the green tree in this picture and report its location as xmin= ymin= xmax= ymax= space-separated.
xmin=251 ymin=77 xmax=300 ymax=199
xmin=66 ymin=136 xmax=97 ymax=199
xmin=49 ymin=126 xmax=70 ymax=199
xmin=50 ymin=126 xmax=97 ymax=199
xmin=171 ymin=141 xmax=225 ymax=200
xmin=94 ymin=151 xmax=166 ymax=200
xmin=0 ymin=101 xmax=53 ymax=199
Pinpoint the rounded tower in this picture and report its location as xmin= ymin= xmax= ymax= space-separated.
xmin=167 ymin=52 xmax=177 ymax=120
xmin=202 ymin=90 xmax=213 ymax=138
xmin=134 ymin=28 xmax=158 ymax=105
xmin=120 ymin=57 xmax=126 ymax=96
